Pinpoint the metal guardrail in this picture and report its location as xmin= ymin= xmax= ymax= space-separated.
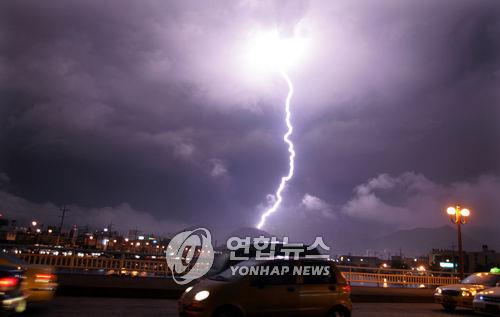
xmin=341 ymin=271 xmax=459 ymax=287
xmin=337 ymin=265 xmax=460 ymax=287
xmin=18 ymin=253 xmax=171 ymax=275
xmin=17 ymin=254 xmax=460 ymax=287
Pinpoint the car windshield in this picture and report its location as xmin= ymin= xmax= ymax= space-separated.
xmin=208 ymin=259 xmax=260 ymax=282
xmin=461 ymin=273 xmax=500 ymax=286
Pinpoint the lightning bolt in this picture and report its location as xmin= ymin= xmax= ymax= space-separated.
xmin=256 ymin=68 xmax=295 ymax=229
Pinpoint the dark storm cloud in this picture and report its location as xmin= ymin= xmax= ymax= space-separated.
xmin=0 ymin=0 xmax=309 ymax=230
xmin=1 ymin=0 xmax=499 ymax=249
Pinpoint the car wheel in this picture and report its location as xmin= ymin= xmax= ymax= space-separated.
xmin=327 ymin=306 xmax=351 ymax=317
xmin=213 ymin=306 xmax=242 ymax=317
xmin=442 ymin=304 xmax=456 ymax=312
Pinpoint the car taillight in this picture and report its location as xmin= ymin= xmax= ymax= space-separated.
xmin=341 ymin=284 xmax=351 ymax=293
xmin=0 ymin=277 xmax=19 ymax=288
xmin=35 ymin=273 xmax=55 ymax=282
xmin=36 ymin=274 xmax=54 ymax=279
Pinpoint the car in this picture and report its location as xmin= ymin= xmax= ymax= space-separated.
xmin=179 ymin=258 xmax=352 ymax=317
xmin=0 ymin=265 xmax=27 ymax=314
xmin=434 ymin=272 xmax=500 ymax=312
xmin=473 ymin=286 xmax=500 ymax=316
xmin=0 ymin=254 xmax=57 ymax=303
xmin=206 ymin=242 xmax=321 ymax=278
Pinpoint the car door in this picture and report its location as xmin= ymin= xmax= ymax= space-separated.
xmin=245 ymin=260 xmax=299 ymax=317
xmin=297 ymin=260 xmax=340 ymax=316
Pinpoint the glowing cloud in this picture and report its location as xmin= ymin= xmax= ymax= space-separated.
xmin=245 ymin=29 xmax=308 ymax=71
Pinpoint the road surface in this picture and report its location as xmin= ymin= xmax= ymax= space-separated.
xmin=22 ymin=297 xmax=476 ymax=316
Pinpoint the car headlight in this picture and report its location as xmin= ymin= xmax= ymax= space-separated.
xmin=436 ymin=287 xmax=442 ymax=294
xmin=194 ymin=290 xmax=210 ymax=301
xmin=185 ymin=286 xmax=193 ymax=293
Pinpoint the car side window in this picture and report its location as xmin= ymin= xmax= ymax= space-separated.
xmin=252 ymin=261 xmax=296 ymax=286
xmin=301 ymin=261 xmax=336 ymax=285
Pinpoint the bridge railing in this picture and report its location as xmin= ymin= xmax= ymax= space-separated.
xmin=17 ymin=254 xmax=459 ymax=287
xmin=337 ymin=265 xmax=460 ymax=287
xmin=18 ymin=253 xmax=171 ymax=275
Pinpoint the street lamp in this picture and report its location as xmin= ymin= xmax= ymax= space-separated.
xmin=446 ymin=204 xmax=471 ymax=279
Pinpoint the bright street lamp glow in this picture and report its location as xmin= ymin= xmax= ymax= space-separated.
xmin=461 ymin=208 xmax=470 ymax=217
xmin=31 ymin=221 xmax=37 ymax=226
xmin=446 ymin=207 xmax=456 ymax=215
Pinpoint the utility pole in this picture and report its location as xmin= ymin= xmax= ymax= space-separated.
xmin=56 ymin=205 xmax=70 ymax=246
xmin=451 ymin=242 xmax=456 ymax=274
xmin=457 ymin=219 xmax=464 ymax=278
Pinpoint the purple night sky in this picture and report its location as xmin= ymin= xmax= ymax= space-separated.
xmin=1 ymin=0 xmax=499 ymax=255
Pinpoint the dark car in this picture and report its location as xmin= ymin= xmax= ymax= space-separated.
xmin=0 ymin=265 xmax=27 ymax=313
